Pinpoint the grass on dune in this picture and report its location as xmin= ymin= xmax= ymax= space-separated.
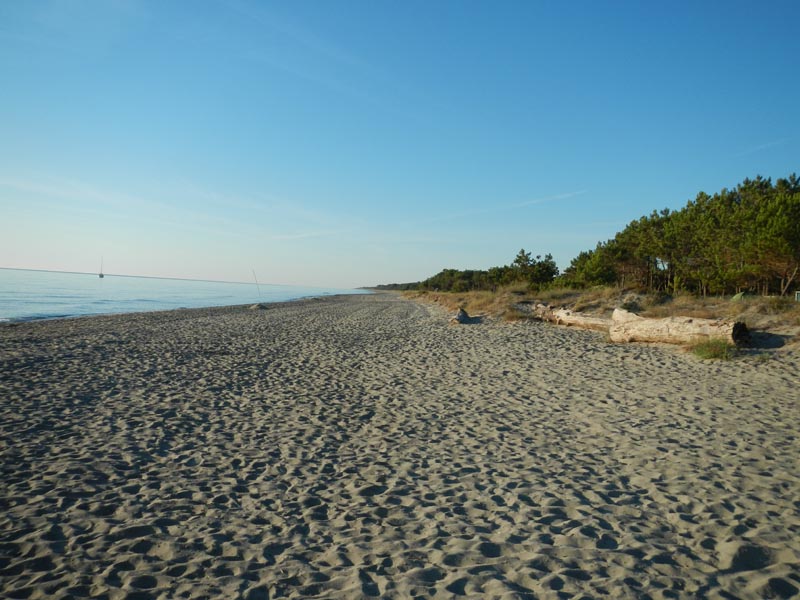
xmin=689 ymin=339 xmax=738 ymax=360
xmin=403 ymin=288 xmax=525 ymax=320
xmin=403 ymin=286 xmax=800 ymax=332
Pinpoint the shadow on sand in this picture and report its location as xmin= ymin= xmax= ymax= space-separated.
xmin=748 ymin=330 xmax=789 ymax=349
xmin=450 ymin=308 xmax=485 ymax=325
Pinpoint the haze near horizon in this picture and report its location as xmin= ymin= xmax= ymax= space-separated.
xmin=1 ymin=1 xmax=798 ymax=288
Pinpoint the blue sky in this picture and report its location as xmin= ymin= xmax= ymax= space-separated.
xmin=1 ymin=1 xmax=798 ymax=287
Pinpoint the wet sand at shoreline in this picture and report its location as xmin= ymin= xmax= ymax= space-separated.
xmin=1 ymin=293 xmax=798 ymax=599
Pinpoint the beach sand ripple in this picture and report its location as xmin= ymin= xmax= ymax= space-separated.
xmin=1 ymin=293 xmax=798 ymax=599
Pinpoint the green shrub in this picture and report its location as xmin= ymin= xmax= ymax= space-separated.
xmin=690 ymin=339 xmax=737 ymax=360
xmin=620 ymin=300 xmax=641 ymax=313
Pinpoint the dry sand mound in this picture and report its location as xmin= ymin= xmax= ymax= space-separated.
xmin=1 ymin=293 xmax=798 ymax=599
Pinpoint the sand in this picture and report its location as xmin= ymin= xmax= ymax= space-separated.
xmin=1 ymin=292 xmax=798 ymax=599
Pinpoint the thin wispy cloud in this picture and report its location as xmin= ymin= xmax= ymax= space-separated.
xmin=512 ymin=190 xmax=589 ymax=208
xmin=0 ymin=174 xmax=346 ymax=243
xmin=166 ymin=179 xmax=337 ymax=227
xmin=217 ymin=1 xmax=437 ymax=118
xmin=221 ymin=2 xmax=378 ymax=103
xmin=226 ymin=1 xmax=367 ymax=69
xmin=734 ymin=138 xmax=789 ymax=157
xmin=0 ymin=0 xmax=145 ymax=58
xmin=421 ymin=190 xmax=588 ymax=225
xmin=163 ymin=179 xmax=376 ymax=241
xmin=0 ymin=175 xmax=147 ymax=209
xmin=268 ymin=230 xmax=342 ymax=241
xmin=0 ymin=29 xmax=74 ymax=53
xmin=0 ymin=175 xmax=233 ymax=237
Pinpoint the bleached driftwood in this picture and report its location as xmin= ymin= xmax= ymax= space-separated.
xmin=531 ymin=304 xmax=611 ymax=332
xmin=608 ymin=308 xmax=749 ymax=345
xmin=530 ymin=304 xmax=749 ymax=346
xmin=551 ymin=308 xmax=611 ymax=332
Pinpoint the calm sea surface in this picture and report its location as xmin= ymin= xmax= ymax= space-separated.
xmin=0 ymin=268 xmax=368 ymax=322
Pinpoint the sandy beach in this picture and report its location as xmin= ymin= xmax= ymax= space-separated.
xmin=1 ymin=292 xmax=798 ymax=599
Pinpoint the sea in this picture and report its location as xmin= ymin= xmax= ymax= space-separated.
xmin=0 ymin=268 xmax=368 ymax=322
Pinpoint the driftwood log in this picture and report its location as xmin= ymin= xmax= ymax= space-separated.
xmin=531 ymin=303 xmax=611 ymax=332
xmin=608 ymin=308 xmax=749 ymax=345
xmin=530 ymin=303 xmax=749 ymax=346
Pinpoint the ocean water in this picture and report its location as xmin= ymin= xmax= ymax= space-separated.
xmin=0 ymin=268 xmax=368 ymax=322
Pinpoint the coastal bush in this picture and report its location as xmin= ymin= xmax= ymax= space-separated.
xmin=620 ymin=299 xmax=642 ymax=313
xmin=534 ymin=286 xmax=583 ymax=305
xmin=690 ymin=339 xmax=737 ymax=360
xmin=398 ymin=249 xmax=560 ymax=294
xmin=570 ymin=286 xmax=619 ymax=314
xmin=765 ymin=296 xmax=795 ymax=313
xmin=641 ymin=293 xmax=717 ymax=319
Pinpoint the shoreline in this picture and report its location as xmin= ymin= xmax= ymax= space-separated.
xmin=1 ymin=293 xmax=798 ymax=598
xmin=0 ymin=267 xmax=370 ymax=323
xmin=0 ymin=292 xmax=370 ymax=326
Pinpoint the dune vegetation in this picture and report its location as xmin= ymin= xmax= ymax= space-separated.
xmin=379 ymin=174 xmax=800 ymax=299
xmin=380 ymin=174 xmax=800 ymax=341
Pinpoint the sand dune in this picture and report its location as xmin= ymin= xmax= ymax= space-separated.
xmin=1 ymin=293 xmax=798 ymax=599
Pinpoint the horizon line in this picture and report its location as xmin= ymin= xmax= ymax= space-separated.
xmin=0 ymin=266 xmax=351 ymax=290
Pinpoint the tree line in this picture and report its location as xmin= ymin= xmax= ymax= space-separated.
xmin=376 ymin=251 xmax=559 ymax=292
xmin=376 ymin=173 xmax=800 ymax=297
xmin=563 ymin=174 xmax=799 ymax=296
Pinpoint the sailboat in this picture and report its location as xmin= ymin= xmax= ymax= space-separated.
xmin=99 ymin=257 xmax=104 ymax=279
